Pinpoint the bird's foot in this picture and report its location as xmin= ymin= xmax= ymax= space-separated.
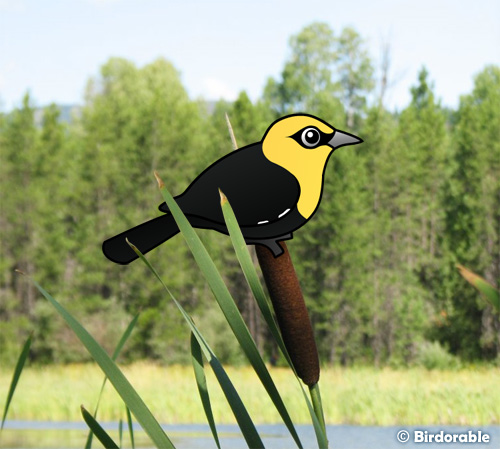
xmin=246 ymin=233 xmax=293 ymax=257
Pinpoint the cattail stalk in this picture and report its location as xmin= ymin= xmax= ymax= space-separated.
xmin=255 ymin=243 xmax=320 ymax=387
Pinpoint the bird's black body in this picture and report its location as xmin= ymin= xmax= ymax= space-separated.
xmin=102 ymin=113 xmax=362 ymax=265
xmin=103 ymin=143 xmax=305 ymax=264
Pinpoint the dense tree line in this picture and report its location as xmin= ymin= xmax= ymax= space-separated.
xmin=1 ymin=23 xmax=498 ymax=366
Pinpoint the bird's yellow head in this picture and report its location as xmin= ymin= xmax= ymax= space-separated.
xmin=262 ymin=114 xmax=362 ymax=218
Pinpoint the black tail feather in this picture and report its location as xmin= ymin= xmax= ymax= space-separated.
xmin=102 ymin=214 xmax=179 ymax=265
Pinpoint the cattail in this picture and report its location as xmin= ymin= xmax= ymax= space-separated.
xmin=256 ymin=243 xmax=320 ymax=386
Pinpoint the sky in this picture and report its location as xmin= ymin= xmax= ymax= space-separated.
xmin=0 ymin=0 xmax=499 ymax=112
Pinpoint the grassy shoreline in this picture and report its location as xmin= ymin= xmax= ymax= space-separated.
xmin=1 ymin=363 xmax=498 ymax=426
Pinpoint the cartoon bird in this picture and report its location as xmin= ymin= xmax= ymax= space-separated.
xmin=102 ymin=114 xmax=362 ymax=264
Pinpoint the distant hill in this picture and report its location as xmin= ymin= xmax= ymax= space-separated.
xmin=33 ymin=101 xmax=219 ymax=127
xmin=34 ymin=104 xmax=82 ymax=127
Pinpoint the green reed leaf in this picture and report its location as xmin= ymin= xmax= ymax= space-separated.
xmin=1 ymin=333 xmax=32 ymax=431
xmin=457 ymin=264 xmax=500 ymax=312
xmin=127 ymin=406 xmax=135 ymax=449
xmin=81 ymin=405 xmax=119 ymax=449
xmin=191 ymin=332 xmax=221 ymax=449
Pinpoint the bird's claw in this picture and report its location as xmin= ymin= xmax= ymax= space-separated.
xmin=247 ymin=233 xmax=293 ymax=257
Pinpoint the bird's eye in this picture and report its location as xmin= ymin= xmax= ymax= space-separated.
xmin=301 ymin=127 xmax=321 ymax=148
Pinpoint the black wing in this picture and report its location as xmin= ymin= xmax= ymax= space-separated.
xmin=162 ymin=143 xmax=300 ymax=227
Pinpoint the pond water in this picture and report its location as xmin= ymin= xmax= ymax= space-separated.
xmin=1 ymin=421 xmax=499 ymax=448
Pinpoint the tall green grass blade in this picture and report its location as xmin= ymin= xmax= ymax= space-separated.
xmin=81 ymin=405 xmax=119 ymax=449
xmin=1 ymin=333 xmax=32 ymax=430
xmin=128 ymin=240 xmax=264 ymax=449
xmin=220 ymin=192 xmax=328 ymax=448
xmin=154 ymin=172 xmax=301 ymax=449
xmin=208 ymin=357 xmax=264 ymax=448
xmin=20 ymin=273 xmax=175 ymax=449
xmin=220 ymin=192 xmax=290 ymax=364
xmin=190 ymin=332 xmax=221 ymax=449
xmin=457 ymin=264 xmax=500 ymax=312
xmin=111 ymin=313 xmax=140 ymax=360
xmin=118 ymin=418 xmax=123 ymax=448
xmin=127 ymin=406 xmax=135 ymax=449
xmin=85 ymin=312 xmax=140 ymax=449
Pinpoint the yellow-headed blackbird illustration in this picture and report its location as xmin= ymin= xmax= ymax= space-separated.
xmin=102 ymin=113 xmax=362 ymax=264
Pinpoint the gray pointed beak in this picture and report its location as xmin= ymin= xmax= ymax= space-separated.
xmin=328 ymin=129 xmax=363 ymax=149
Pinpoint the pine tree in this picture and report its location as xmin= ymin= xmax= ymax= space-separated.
xmin=1 ymin=94 xmax=38 ymax=315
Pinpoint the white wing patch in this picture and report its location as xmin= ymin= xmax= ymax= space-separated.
xmin=278 ymin=208 xmax=291 ymax=218
xmin=257 ymin=208 xmax=291 ymax=225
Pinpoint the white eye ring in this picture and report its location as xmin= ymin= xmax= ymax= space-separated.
xmin=301 ymin=127 xmax=321 ymax=147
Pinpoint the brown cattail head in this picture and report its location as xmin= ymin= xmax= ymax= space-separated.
xmin=256 ymin=243 xmax=320 ymax=386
